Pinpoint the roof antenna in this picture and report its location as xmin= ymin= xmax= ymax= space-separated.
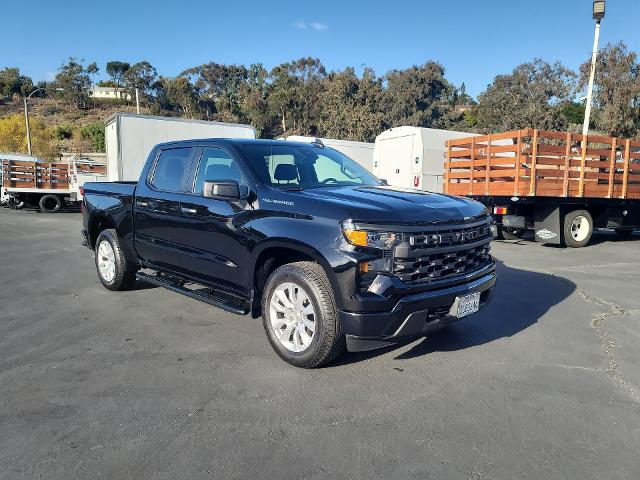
xmin=311 ymin=138 xmax=324 ymax=148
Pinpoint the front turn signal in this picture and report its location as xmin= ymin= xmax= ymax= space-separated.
xmin=343 ymin=228 xmax=368 ymax=247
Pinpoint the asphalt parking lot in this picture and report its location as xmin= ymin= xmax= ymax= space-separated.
xmin=1 ymin=207 xmax=639 ymax=479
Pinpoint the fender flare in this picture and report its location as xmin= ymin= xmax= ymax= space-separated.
xmin=249 ymin=238 xmax=344 ymax=309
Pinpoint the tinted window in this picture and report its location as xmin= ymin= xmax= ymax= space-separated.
xmin=193 ymin=147 xmax=244 ymax=194
xmin=238 ymin=144 xmax=379 ymax=190
xmin=150 ymin=148 xmax=191 ymax=192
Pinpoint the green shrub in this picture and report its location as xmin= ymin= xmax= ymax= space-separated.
xmin=54 ymin=123 xmax=74 ymax=140
xmin=81 ymin=122 xmax=105 ymax=152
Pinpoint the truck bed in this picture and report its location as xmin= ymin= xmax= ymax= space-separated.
xmin=1 ymin=158 xmax=107 ymax=193
xmin=444 ymin=129 xmax=640 ymax=200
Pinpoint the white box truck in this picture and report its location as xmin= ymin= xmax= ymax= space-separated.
xmin=285 ymin=135 xmax=375 ymax=172
xmin=373 ymin=127 xmax=480 ymax=192
xmin=105 ymin=114 xmax=256 ymax=181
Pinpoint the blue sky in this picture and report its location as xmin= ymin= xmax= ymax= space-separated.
xmin=2 ymin=0 xmax=638 ymax=98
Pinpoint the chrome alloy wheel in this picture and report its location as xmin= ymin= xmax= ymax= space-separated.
xmin=97 ymin=239 xmax=116 ymax=283
xmin=269 ymin=282 xmax=316 ymax=353
xmin=570 ymin=215 xmax=590 ymax=242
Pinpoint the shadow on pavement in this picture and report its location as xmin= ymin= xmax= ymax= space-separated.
xmin=588 ymin=230 xmax=640 ymax=245
xmin=332 ymin=259 xmax=576 ymax=365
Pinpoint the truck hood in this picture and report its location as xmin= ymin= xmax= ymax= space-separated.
xmin=295 ymin=185 xmax=487 ymax=224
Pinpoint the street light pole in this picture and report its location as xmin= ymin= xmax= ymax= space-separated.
xmin=23 ymin=87 xmax=63 ymax=156
xmin=582 ymin=20 xmax=601 ymax=137
xmin=24 ymin=96 xmax=33 ymax=155
xmin=583 ymin=1 xmax=606 ymax=138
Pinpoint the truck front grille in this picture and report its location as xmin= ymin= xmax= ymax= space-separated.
xmin=393 ymin=244 xmax=491 ymax=283
xmin=392 ymin=219 xmax=493 ymax=283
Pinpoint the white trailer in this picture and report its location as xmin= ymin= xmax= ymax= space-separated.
xmin=373 ymin=127 xmax=480 ymax=192
xmin=285 ymin=136 xmax=375 ymax=172
xmin=106 ymin=113 xmax=256 ymax=181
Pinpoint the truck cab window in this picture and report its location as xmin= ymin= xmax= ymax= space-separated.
xmin=313 ymin=154 xmax=364 ymax=184
xmin=150 ymin=148 xmax=191 ymax=192
xmin=193 ymin=147 xmax=244 ymax=194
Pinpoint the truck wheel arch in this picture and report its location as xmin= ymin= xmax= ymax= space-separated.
xmin=250 ymin=241 xmax=342 ymax=318
xmin=88 ymin=214 xmax=116 ymax=249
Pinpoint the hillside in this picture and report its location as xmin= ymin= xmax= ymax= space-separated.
xmin=0 ymin=96 xmax=149 ymax=155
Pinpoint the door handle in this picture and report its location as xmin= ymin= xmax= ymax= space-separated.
xmin=181 ymin=207 xmax=197 ymax=214
xmin=136 ymin=200 xmax=149 ymax=207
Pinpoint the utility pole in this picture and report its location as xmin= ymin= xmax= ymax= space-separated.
xmin=583 ymin=1 xmax=606 ymax=138
xmin=135 ymin=88 xmax=140 ymax=114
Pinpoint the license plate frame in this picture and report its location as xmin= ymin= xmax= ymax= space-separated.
xmin=454 ymin=292 xmax=481 ymax=318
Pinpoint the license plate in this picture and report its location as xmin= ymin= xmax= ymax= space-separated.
xmin=455 ymin=292 xmax=480 ymax=318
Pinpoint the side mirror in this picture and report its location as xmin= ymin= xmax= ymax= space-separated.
xmin=203 ymin=180 xmax=241 ymax=200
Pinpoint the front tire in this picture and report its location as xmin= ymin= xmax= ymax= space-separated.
xmin=563 ymin=210 xmax=593 ymax=248
xmin=94 ymin=229 xmax=137 ymax=291
xmin=8 ymin=196 xmax=25 ymax=209
xmin=262 ymin=261 xmax=345 ymax=368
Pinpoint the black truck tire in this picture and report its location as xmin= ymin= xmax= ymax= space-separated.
xmin=563 ymin=209 xmax=593 ymax=248
xmin=94 ymin=229 xmax=137 ymax=291
xmin=262 ymin=261 xmax=345 ymax=368
xmin=39 ymin=194 xmax=62 ymax=213
xmin=8 ymin=196 xmax=25 ymax=209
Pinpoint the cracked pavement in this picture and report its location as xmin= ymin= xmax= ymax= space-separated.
xmin=1 ymin=209 xmax=639 ymax=479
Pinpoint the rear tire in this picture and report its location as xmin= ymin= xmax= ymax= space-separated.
xmin=563 ymin=210 xmax=593 ymax=248
xmin=94 ymin=229 xmax=137 ymax=291
xmin=262 ymin=261 xmax=345 ymax=368
xmin=39 ymin=194 xmax=62 ymax=213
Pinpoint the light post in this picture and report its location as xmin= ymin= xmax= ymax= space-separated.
xmin=582 ymin=1 xmax=606 ymax=138
xmin=23 ymin=87 xmax=63 ymax=155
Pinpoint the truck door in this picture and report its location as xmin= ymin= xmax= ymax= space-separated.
xmin=134 ymin=146 xmax=195 ymax=271
xmin=377 ymin=135 xmax=414 ymax=189
xmin=174 ymin=145 xmax=252 ymax=295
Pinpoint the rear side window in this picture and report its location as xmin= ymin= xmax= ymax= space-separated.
xmin=150 ymin=148 xmax=192 ymax=192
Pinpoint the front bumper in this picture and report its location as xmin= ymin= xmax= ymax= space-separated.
xmin=339 ymin=271 xmax=496 ymax=352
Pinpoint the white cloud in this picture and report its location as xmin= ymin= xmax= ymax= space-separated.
xmin=310 ymin=22 xmax=328 ymax=31
xmin=293 ymin=20 xmax=328 ymax=31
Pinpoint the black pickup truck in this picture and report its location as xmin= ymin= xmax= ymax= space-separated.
xmin=82 ymin=139 xmax=496 ymax=367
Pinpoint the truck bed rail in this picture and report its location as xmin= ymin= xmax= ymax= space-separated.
xmin=444 ymin=129 xmax=640 ymax=199
xmin=1 ymin=158 xmax=107 ymax=191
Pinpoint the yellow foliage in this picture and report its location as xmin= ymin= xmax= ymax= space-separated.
xmin=0 ymin=114 xmax=59 ymax=159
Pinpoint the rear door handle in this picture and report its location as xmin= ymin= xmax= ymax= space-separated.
xmin=136 ymin=200 xmax=149 ymax=207
xmin=181 ymin=207 xmax=197 ymax=214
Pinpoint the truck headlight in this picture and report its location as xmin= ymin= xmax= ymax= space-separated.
xmin=341 ymin=221 xmax=400 ymax=249
xmin=342 ymin=221 xmax=401 ymax=287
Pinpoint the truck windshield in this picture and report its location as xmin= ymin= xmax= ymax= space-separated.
xmin=237 ymin=143 xmax=381 ymax=190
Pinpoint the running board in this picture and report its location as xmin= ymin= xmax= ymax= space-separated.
xmin=136 ymin=272 xmax=248 ymax=315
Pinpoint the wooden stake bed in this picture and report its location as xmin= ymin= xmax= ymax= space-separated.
xmin=1 ymin=159 xmax=106 ymax=192
xmin=444 ymin=129 xmax=640 ymax=200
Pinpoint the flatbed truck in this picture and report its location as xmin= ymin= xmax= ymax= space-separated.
xmin=444 ymin=129 xmax=640 ymax=247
